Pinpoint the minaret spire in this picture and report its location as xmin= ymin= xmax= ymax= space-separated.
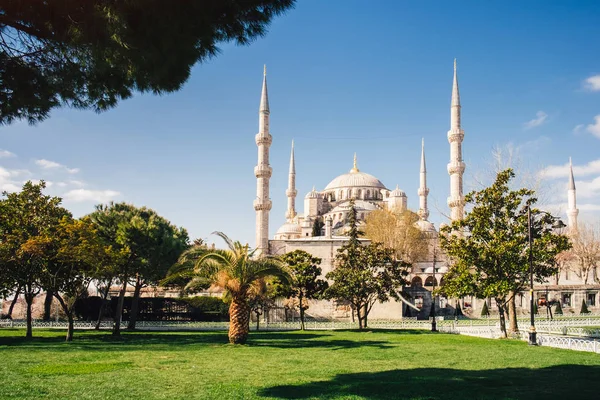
xmin=285 ymin=140 xmax=297 ymax=221
xmin=567 ymin=157 xmax=579 ymax=232
xmin=447 ymin=59 xmax=466 ymax=221
xmin=254 ymin=65 xmax=273 ymax=255
xmin=418 ymin=138 xmax=430 ymax=221
xmin=350 ymin=153 xmax=359 ymax=173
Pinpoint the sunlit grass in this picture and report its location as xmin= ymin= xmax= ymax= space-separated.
xmin=0 ymin=328 xmax=598 ymax=399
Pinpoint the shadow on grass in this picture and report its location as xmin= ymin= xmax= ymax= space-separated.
xmin=0 ymin=329 xmax=425 ymax=351
xmin=259 ymin=365 xmax=600 ymax=400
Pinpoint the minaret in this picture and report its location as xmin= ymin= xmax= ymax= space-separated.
xmin=567 ymin=157 xmax=579 ymax=232
xmin=447 ymin=59 xmax=466 ymax=221
xmin=254 ymin=65 xmax=272 ymax=255
xmin=285 ymin=140 xmax=297 ymax=221
xmin=418 ymin=138 xmax=430 ymax=221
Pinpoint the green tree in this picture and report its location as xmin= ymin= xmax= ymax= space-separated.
xmin=580 ymin=299 xmax=590 ymax=314
xmin=0 ymin=0 xmax=295 ymax=125
xmin=276 ymin=250 xmax=328 ymax=330
xmin=0 ymin=181 xmax=69 ymax=338
xmin=480 ymin=301 xmax=490 ymax=317
xmin=166 ymin=232 xmax=290 ymax=344
xmin=440 ymin=169 xmax=571 ymax=337
xmin=247 ymin=278 xmax=276 ymax=331
xmin=41 ymin=217 xmax=112 ymax=341
xmin=554 ymin=301 xmax=563 ymax=315
xmin=326 ymin=201 xmax=409 ymax=329
xmin=122 ymin=209 xmax=189 ymax=330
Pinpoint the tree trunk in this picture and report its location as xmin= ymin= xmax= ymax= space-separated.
xmin=7 ymin=286 xmax=21 ymax=318
xmin=228 ymin=297 xmax=250 ymax=344
xmin=42 ymin=290 xmax=53 ymax=321
xmin=255 ymin=311 xmax=260 ymax=331
xmin=497 ymin=300 xmax=507 ymax=338
xmin=356 ymin=304 xmax=363 ymax=329
xmin=112 ymin=278 xmax=128 ymax=337
xmin=508 ymin=292 xmax=519 ymax=334
xmin=95 ymin=283 xmax=112 ymax=330
xmin=54 ymin=294 xmax=74 ymax=342
xmin=299 ymin=294 xmax=305 ymax=331
xmin=127 ymin=276 xmax=143 ymax=330
xmin=25 ymin=292 xmax=34 ymax=339
xmin=363 ymin=304 xmax=369 ymax=329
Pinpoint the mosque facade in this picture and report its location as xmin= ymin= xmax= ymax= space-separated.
xmin=252 ymin=61 xmax=596 ymax=321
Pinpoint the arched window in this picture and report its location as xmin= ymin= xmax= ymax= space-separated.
xmin=339 ymin=190 xmax=343 ymax=200
xmin=357 ymin=189 xmax=362 ymax=199
xmin=411 ymin=276 xmax=423 ymax=288
xmin=366 ymin=190 xmax=370 ymax=199
xmin=424 ymin=276 xmax=438 ymax=287
xmin=347 ymin=189 xmax=352 ymax=199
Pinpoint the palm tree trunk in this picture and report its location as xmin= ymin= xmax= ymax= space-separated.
xmin=228 ymin=298 xmax=250 ymax=344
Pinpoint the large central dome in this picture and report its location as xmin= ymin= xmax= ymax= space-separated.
xmin=324 ymin=155 xmax=387 ymax=191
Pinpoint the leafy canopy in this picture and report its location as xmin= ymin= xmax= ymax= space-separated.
xmin=0 ymin=0 xmax=295 ymax=125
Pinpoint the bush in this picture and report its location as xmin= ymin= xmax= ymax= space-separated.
xmin=580 ymin=299 xmax=590 ymax=314
xmin=110 ymin=296 xmax=229 ymax=322
xmin=554 ymin=302 xmax=563 ymax=315
xmin=480 ymin=301 xmax=490 ymax=317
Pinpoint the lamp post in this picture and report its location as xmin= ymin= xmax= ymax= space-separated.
xmin=527 ymin=206 xmax=566 ymax=346
xmin=430 ymin=247 xmax=437 ymax=332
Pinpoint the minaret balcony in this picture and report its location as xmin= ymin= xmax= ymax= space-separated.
xmin=253 ymin=199 xmax=272 ymax=211
xmin=286 ymin=188 xmax=298 ymax=197
xmin=254 ymin=165 xmax=272 ymax=178
xmin=255 ymin=134 xmax=272 ymax=146
xmin=418 ymin=187 xmax=430 ymax=196
xmin=447 ymin=161 xmax=465 ymax=175
xmin=447 ymin=129 xmax=464 ymax=143
xmin=447 ymin=196 xmax=465 ymax=208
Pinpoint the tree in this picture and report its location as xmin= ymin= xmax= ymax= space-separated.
xmin=311 ymin=217 xmax=324 ymax=237
xmin=439 ymin=169 xmax=571 ymax=337
xmin=326 ymin=201 xmax=409 ymax=329
xmin=480 ymin=301 xmax=490 ymax=317
xmin=166 ymin=232 xmax=290 ymax=344
xmin=580 ymin=299 xmax=590 ymax=314
xmin=41 ymin=217 xmax=112 ymax=341
xmin=87 ymin=202 xmax=136 ymax=336
xmin=0 ymin=0 xmax=295 ymax=125
xmin=364 ymin=209 xmax=428 ymax=263
xmin=121 ymin=209 xmax=189 ymax=330
xmin=247 ymin=278 xmax=276 ymax=331
xmin=0 ymin=181 xmax=69 ymax=338
xmin=276 ymin=250 xmax=328 ymax=330
xmin=568 ymin=222 xmax=600 ymax=285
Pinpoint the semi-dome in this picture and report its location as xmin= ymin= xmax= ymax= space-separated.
xmin=274 ymin=222 xmax=302 ymax=239
xmin=324 ymin=155 xmax=387 ymax=191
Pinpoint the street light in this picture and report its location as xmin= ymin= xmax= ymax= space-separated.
xmin=527 ymin=206 xmax=566 ymax=346
xmin=430 ymin=246 xmax=437 ymax=332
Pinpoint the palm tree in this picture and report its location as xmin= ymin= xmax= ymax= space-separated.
xmin=166 ymin=232 xmax=290 ymax=344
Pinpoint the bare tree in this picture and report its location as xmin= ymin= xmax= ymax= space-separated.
xmin=569 ymin=222 xmax=600 ymax=285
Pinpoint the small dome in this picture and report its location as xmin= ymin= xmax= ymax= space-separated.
xmin=275 ymin=222 xmax=302 ymax=238
xmin=390 ymin=185 xmax=406 ymax=197
xmin=305 ymin=187 xmax=320 ymax=199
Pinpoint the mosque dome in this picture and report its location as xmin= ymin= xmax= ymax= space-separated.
xmin=390 ymin=185 xmax=406 ymax=197
xmin=324 ymin=155 xmax=387 ymax=191
xmin=305 ymin=187 xmax=320 ymax=199
xmin=415 ymin=219 xmax=436 ymax=233
xmin=274 ymin=222 xmax=302 ymax=239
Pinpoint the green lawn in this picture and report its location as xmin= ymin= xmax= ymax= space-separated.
xmin=1 ymin=329 xmax=599 ymax=400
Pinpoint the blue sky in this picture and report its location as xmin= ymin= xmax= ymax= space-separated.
xmin=1 ymin=0 xmax=600 ymax=245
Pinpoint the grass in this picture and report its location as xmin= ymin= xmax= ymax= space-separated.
xmin=1 ymin=329 xmax=599 ymax=399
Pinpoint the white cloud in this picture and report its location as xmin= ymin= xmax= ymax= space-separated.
xmin=36 ymin=159 xmax=62 ymax=169
xmin=63 ymin=189 xmax=120 ymax=203
xmin=523 ymin=111 xmax=548 ymax=129
xmin=0 ymin=149 xmax=16 ymax=158
xmin=573 ymin=124 xmax=585 ymax=134
xmin=585 ymin=115 xmax=600 ymax=139
xmin=583 ymin=75 xmax=600 ymax=91
xmin=68 ymin=180 xmax=85 ymax=187
xmin=540 ymin=159 xmax=600 ymax=179
xmin=35 ymin=159 xmax=80 ymax=174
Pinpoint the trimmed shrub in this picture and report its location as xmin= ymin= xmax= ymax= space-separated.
xmin=480 ymin=301 xmax=490 ymax=317
xmin=554 ymin=302 xmax=563 ymax=315
xmin=580 ymin=299 xmax=590 ymax=314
